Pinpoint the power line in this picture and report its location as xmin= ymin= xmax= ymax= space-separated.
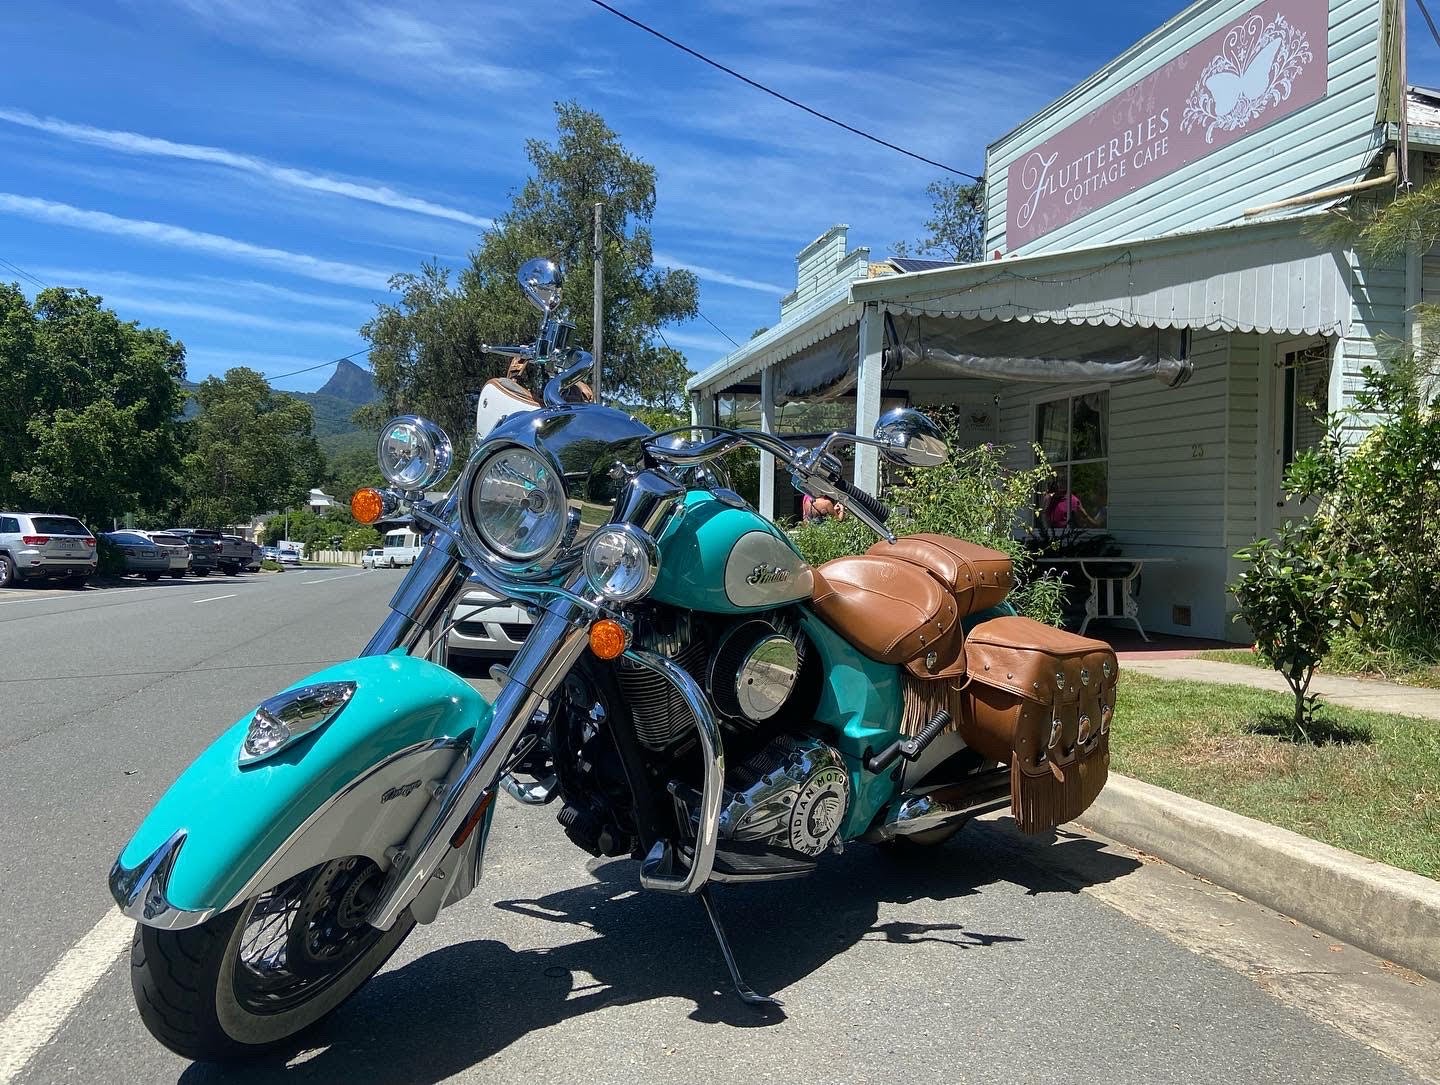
xmin=587 ymin=0 xmax=983 ymax=182
xmin=697 ymin=310 xmax=740 ymax=348
xmin=1419 ymin=0 xmax=1440 ymax=52
xmin=262 ymin=347 xmax=372 ymax=384
xmin=0 ymin=256 xmax=49 ymax=290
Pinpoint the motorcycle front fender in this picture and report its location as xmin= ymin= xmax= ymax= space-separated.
xmin=110 ymin=653 xmax=493 ymax=929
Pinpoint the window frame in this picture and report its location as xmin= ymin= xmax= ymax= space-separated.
xmin=1032 ymin=385 xmax=1111 ymax=530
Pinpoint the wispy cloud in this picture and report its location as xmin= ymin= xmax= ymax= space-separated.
xmin=659 ymin=327 xmax=736 ymax=357
xmin=0 ymin=194 xmax=392 ymax=289
xmin=97 ymin=294 xmax=359 ymax=338
xmin=33 ymin=267 xmax=376 ymax=315
xmin=0 ymin=107 xmax=493 ymax=228
xmin=654 ymin=253 xmax=787 ymax=295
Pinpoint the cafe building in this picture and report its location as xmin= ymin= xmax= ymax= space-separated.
xmin=687 ymin=0 xmax=1426 ymax=642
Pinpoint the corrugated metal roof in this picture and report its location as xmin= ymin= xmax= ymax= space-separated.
xmin=686 ymin=278 xmax=860 ymax=393
xmin=854 ymin=215 xmax=1351 ymax=337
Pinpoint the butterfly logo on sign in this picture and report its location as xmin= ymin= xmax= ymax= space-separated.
xmin=1181 ymin=12 xmax=1314 ymax=143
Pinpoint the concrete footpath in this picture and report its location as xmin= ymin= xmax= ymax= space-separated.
xmin=1121 ymin=656 xmax=1440 ymax=721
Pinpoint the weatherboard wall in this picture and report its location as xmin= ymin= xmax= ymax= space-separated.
xmin=984 ymin=0 xmax=1390 ymax=257
xmin=994 ymin=329 xmax=1240 ymax=640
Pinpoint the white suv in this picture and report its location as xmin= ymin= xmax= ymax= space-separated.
xmin=0 ymin=512 xmax=98 ymax=588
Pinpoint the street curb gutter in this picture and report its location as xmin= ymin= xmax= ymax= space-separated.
xmin=1078 ymin=773 xmax=1440 ymax=981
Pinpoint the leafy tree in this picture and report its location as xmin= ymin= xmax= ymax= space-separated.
xmin=364 ymin=102 xmax=700 ymax=443
xmin=342 ymin=525 xmax=381 ymax=552
xmin=182 ymin=367 xmax=325 ymax=528
xmin=327 ymin=446 xmax=385 ymax=501
xmin=1231 ymin=520 xmax=1373 ymax=739
xmin=1 ymin=286 xmax=186 ymax=526
xmin=892 ymin=179 xmax=986 ymax=264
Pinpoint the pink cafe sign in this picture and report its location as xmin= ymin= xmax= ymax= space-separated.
xmin=1005 ymin=0 xmax=1329 ymax=248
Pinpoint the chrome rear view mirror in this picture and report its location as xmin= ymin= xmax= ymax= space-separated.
xmin=874 ymin=407 xmax=948 ymax=468
xmin=518 ymin=258 xmax=564 ymax=313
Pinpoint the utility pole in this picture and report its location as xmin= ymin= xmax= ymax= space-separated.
xmin=592 ymin=201 xmax=604 ymax=402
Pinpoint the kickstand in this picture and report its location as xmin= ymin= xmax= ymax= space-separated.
xmin=698 ymin=886 xmax=784 ymax=1009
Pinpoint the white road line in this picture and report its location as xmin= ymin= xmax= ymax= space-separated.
xmin=302 ymin=572 xmax=365 ymax=584
xmin=192 ymin=593 xmax=238 ymax=603
xmin=0 ymin=587 xmax=148 ymax=607
xmin=0 ymin=910 xmax=132 ymax=1084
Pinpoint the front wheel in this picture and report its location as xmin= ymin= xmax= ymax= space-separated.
xmin=131 ymin=857 xmax=414 ymax=1061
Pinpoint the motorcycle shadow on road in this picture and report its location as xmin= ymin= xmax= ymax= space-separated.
xmin=178 ymin=820 xmax=1137 ymax=1085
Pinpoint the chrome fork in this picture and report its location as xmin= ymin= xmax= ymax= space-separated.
xmin=363 ymin=561 xmax=591 ymax=930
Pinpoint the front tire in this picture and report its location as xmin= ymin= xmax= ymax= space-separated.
xmin=131 ymin=857 xmax=414 ymax=1061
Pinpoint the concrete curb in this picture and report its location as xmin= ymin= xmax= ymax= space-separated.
xmin=1079 ymin=773 xmax=1440 ymax=981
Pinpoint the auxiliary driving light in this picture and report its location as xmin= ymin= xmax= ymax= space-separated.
xmin=582 ymin=524 xmax=659 ymax=603
xmin=378 ymin=416 xmax=453 ymax=492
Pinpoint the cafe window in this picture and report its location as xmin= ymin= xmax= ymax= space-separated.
xmin=1281 ymin=343 xmax=1329 ymax=471
xmin=1035 ymin=390 xmax=1109 ymax=528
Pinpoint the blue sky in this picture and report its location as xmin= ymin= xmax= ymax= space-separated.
xmin=2 ymin=1 xmax=1437 ymax=393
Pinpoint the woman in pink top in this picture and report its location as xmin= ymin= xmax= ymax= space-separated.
xmin=1043 ymin=476 xmax=1098 ymax=529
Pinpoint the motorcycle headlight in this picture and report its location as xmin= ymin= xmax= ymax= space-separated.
xmin=462 ymin=444 xmax=569 ymax=565
xmin=583 ymin=524 xmax=659 ymax=603
xmin=378 ymin=416 xmax=453 ymax=491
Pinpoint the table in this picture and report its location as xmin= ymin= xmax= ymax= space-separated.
xmin=1039 ymin=557 xmax=1176 ymax=641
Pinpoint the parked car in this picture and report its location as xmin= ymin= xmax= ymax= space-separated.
xmin=0 ymin=512 xmax=98 ymax=588
xmin=140 ymin=531 xmax=193 ymax=578
xmin=99 ymin=531 xmax=170 ymax=581
xmin=278 ymin=547 xmax=301 ymax=566
xmin=218 ymin=534 xmax=261 ymax=576
xmin=260 ymin=546 xmax=279 ymax=562
xmin=360 ymin=547 xmax=385 ymax=569
xmin=446 ymin=587 xmax=531 ymax=663
xmin=163 ymin=528 xmax=222 ymax=576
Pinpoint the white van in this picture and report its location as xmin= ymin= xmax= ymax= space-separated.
xmin=381 ymin=529 xmax=422 ymax=567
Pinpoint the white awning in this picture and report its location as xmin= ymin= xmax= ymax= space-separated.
xmin=689 ymin=215 xmax=1351 ymax=397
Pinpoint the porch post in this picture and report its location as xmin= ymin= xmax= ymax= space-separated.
xmin=691 ymin=390 xmax=717 ymax=427
xmin=759 ymin=366 xmax=777 ymax=520
xmin=854 ymin=302 xmax=884 ymax=494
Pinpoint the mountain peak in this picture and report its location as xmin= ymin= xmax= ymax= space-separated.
xmin=316 ymin=358 xmax=377 ymax=404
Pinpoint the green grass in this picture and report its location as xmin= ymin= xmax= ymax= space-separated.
xmin=1112 ymin=673 xmax=1440 ymax=879
xmin=1195 ymin=648 xmax=1440 ymax=689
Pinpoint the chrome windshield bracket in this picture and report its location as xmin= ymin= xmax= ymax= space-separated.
xmin=625 ymin=648 xmax=724 ymax=895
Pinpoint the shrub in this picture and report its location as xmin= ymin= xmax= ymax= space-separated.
xmin=1283 ymin=352 xmax=1440 ymax=669
xmin=789 ymin=432 xmax=1063 ymax=625
xmin=1232 ymin=520 xmax=1373 ymax=740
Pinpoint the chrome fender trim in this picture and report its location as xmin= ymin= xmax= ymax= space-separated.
xmin=109 ymin=738 xmax=468 ymax=931
xmin=109 ymin=831 xmax=217 ymax=931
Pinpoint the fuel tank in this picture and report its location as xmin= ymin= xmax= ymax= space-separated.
xmin=652 ymin=491 xmax=813 ymax=614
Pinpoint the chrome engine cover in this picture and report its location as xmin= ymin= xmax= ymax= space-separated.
xmin=719 ymin=736 xmax=849 ymax=856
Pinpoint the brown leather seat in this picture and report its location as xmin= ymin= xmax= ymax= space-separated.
xmin=810 ymin=555 xmax=959 ymax=665
xmin=867 ymin=534 xmax=1013 ymax=617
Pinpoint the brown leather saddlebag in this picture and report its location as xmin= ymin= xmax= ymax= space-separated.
xmin=900 ymin=616 xmax=1116 ymax=834
xmin=963 ymin=616 xmax=1115 ymax=833
xmin=867 ymin=534 xmax=1014 ymax=616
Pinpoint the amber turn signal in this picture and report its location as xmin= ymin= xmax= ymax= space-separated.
xmin=350 ymin=487 xmax=385 ymax=525
xmin=588 ymin=618 xmax=628 ymax=661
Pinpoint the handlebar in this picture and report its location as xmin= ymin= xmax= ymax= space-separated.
xmin=645 ymin=425 xmax=897 ymax=543
xmin=833 ymin=477 xmax=890 ymax=526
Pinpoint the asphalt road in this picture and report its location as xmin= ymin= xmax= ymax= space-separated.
xmin=1 ymin=569 xmax=1436 ymax=1084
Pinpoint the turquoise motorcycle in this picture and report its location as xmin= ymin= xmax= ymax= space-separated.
xmin=110 ymin=259 xmax=1117 ymax=1061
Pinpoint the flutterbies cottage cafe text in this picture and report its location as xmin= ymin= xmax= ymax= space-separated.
xmin=1004 ymin=0 xmax=1328 ymax=248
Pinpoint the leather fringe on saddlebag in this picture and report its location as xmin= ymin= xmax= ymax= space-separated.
xmin=902 ymin=616 xmax=1117 ymax=834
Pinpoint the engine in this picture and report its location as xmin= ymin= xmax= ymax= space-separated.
xmin=615 ymin=607 xmax=849 ymax=858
